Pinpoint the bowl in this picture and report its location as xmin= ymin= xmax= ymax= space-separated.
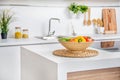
xmin=59 ymin=41 xmax=93 ymax=51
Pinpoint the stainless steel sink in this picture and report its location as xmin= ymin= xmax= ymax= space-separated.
xmin=36 ymin=36 xmax=56 ymax=40
xmin=35 ymin=35 xmax=69 ymax=40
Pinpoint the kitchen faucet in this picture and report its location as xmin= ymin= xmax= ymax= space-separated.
xmin=47 ymin=18 xmax=60 ymax=37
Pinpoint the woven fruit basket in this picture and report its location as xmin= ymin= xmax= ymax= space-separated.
xmin=59 ymin=41 xmax=93 ymax=51
xmin=53 ymin=36 xmax=99 ymax=58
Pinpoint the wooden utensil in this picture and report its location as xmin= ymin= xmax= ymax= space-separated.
xmin=83 ymin=12 xmax=87 ymax=25
xmin=87 ymin=8 xmax=91 ymax=26
xmin=92 ymin=19 xmax=97 ymax=25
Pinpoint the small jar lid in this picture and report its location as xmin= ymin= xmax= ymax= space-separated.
xmin=15 ymin=27 xmax=21 ymax=29
xmin=23 ymin=29 xmax=28 ymax=31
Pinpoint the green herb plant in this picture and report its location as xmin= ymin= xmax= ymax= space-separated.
xmin=0 ymin=9 xmax=14 ymax=34
xmin=68 ymin=3 xmax=88 ymax=14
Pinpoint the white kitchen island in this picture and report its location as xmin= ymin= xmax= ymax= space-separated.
xmin=21 ymin=43 xmax=120 ymax=80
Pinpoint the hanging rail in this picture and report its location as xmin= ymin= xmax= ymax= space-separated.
xmin=0 ymin=4 xmax=120 ymax=7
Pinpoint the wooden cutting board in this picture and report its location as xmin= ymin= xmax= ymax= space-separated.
xmin=101 ymin=9 xmax=117 ymax=48
xmin=102 ymin=9 xmax=117 ymax=34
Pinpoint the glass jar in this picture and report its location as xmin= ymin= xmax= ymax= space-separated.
xmin=22 ymin=29 xmax=29 ymax=38
xmin=15 ymin=27 xmax=22 ymax=39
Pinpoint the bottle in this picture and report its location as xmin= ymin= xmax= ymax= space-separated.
xmin=15 ymin=27 xmax=22 ymax=39
xmin=22 ymin=29 xmax=29 ymax=38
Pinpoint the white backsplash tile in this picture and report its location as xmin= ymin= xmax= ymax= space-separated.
xmin=0 ymin=5 xmax=119 ymax=38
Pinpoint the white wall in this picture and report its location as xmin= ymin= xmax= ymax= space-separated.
xmin=0 ymin=1 xmax=119 ymax=38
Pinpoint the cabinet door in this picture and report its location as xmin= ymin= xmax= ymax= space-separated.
xmin=68 ymin=67 xmax=120 ymax=80
xmin=0 ymin=46 xmax=20 ymax=80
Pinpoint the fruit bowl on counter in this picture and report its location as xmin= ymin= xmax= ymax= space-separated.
xmin=53 ymin=36 xmax=99 ymax=58
xmin=59 ymin=36 xmax=93 ymax=51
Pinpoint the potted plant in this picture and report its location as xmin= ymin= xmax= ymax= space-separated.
xmin=68 ymin=3 xmax=88 ymax=17
xmin=0 ymin=9 xmax=14 ymax=39
xmin=68 ymin=3 xmax=81 ymax=15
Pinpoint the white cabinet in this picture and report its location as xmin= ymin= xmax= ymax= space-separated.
xmin=0 ymin=46 xmax=20 ymax=80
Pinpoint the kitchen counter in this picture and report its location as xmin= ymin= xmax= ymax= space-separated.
xmin=21 ymin=43 xmax=120 ymax=80
xmin=1 ymin=33 xmax=120 ymax=47
xmin=0 ymin=37 xmax=58 ymax=47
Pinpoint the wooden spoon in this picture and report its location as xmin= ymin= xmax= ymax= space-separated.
xmin=87 ymin=8 xmax=91 ymax=26
xmin=83 ymin=12 xmax=87 ymax=25
xmin=92 ymin=19 xmax=97 ymax=25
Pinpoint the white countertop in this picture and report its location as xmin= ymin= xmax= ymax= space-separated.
xmin=21 ymin=43 xmax=120 ymax=80
xmin=21 ymin=43 xmax=120 ymax=74
xmin=0 ymin=37 xmax=58 ymax=47
xmin=22 ymin=43 xmax=120 ymax=64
